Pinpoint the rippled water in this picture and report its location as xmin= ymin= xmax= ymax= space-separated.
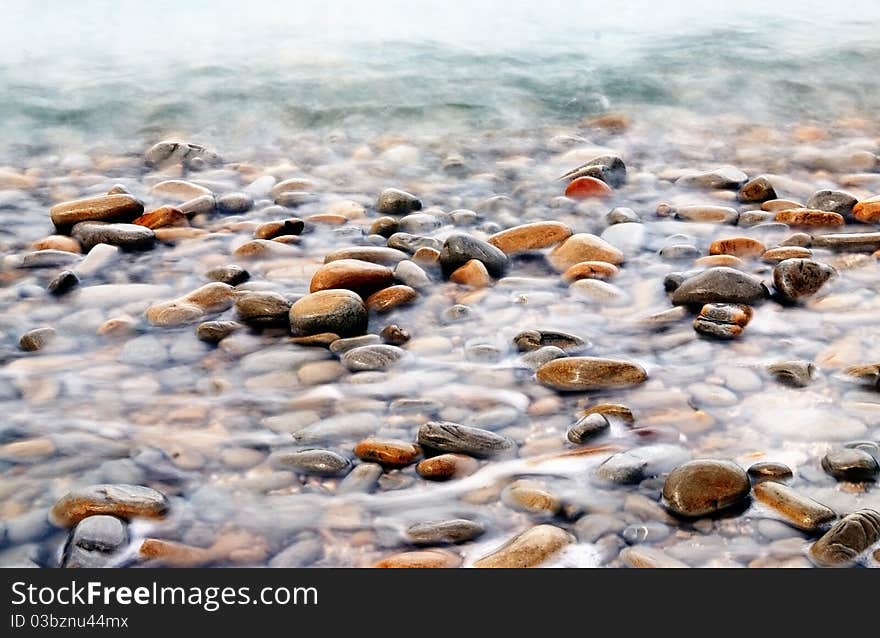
xmin=1 ymin=1 xmax=879 ymax=568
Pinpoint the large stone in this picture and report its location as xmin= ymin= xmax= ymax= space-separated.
xmin=71 ymin=222 xmax=155 ymax=252
xmin=440 ymin=234 xmax=510 ymax=278
xmin=474 ymin=525 xmax=572 ymax=568
xmin=235 ymin=291 xmax=291 ymax=328
xmin=774 ymin=208 xmax=845 ymax=227
xmin=853 ymin=196 xmax=880 ymax=223
xmin=310 ymin=259 xmax=394 ymax=296
xmin=536 ymin=356 xmax=647 ymax=391
xmin=50 ymin=194 xmax=144 ymax=234
xmin=662 ymin=460 xmax=751 ymax=517
xmin=753 ymin=481 xmax=836 ymax=532
xmin=547 ymin=233 xmax=624 ymax=271
xmin=289 ymin=290 xmax=368 ymax=337
xmin=809 ymin=509 xmax=880 ymax=566
xmin=772 ymin=259 xmax=835 ymax=302
xmin=806 ymin=190 xmax=858 ymax=217
xmin=376 ymin=188 xmax=421 ymax=216
xmin=417 ymin=421 xmax=513 ymax=457
xmin=488 ymin=221 xmax=572 ymax=254
xmin=821 ymin=449 xmax=879 ymax=482
xmin=50 ymin=484 xmax=169 ymax=528
xmin=671 ymin=267 xmax=768 ymax=306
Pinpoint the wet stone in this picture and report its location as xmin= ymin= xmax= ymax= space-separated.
xmin=738 ymin=176 xmax=777 ymax=203
xmin=206 ymin=264 xmax=250 ymax=286
xmin=501 ymin=481 xmax=562 ymax=516
xmin=354 ymin=439 xmax=420 ymax=467
xmin=449 ymin=259 xmax=492 ymax=288
xmin=270 ymin=449 xmax=351 ymax=477
xmin=289 ymin=290 xmax=368 ymax=337
xmin=376 ymin=188 xmax=422 ymax=216
xmin=773 ymin=258 xmax=835 ymax=302
xmin=809 ymin=509 xmax=880 ymax=566
xmin=567 ymin=413 xmax=610 ymax=444
xmin=369 ymin=216 xmax=399 ymax=238
xmin=709 ymin=237 xmax=765 ymax=258
xmin=606 ymin=207 xmax=640 ymax=224
xmin=853 ymin=196 xmax=880 ymax=223
xmin=753 ymin=481 xmax=836 ymax=532
xmin=564 ymin=176 xmax=614 ymax=198
xmin=310 ymin=259 xmax=394 ymax=296
xmin=811 ymin=232 xmax=880 ymax=251
xmin=416 ymin=453 xmax=479 ymax=480
xmin=145 ymin=140 xmax=220 ymax=168
xmin=133 ymin=206 xmax=187 ymax=229
xmin=748 ymin=462 xmax=794 ymax=483
xmin=380 ymin=323 xmax=410 ymax=345
xmin=341 ymin=344 xmax=406 ymax=371
xmin=821 ymin=449 xmax=879 ymax=482
xmin=19 ymin=327 xmax=56 ymax=352
xmin=417 ymin=421 xmax=513 ymax=457
xmin=50 ymin=194 xmax=144 ymax=233
xmin=513 ymin=330 xmax=588 ymax=353
xmin=440 ymin=234 xmax=510 ymax=278
xmin=767 ymin=360 xmax=815 ymax=387
xmin=71 ymin=221 xmax=155 ymax=251
xmin=216 ymin=192 xmax=253 ymax=214
xmin=406 ymin=519 xmax=484 ymax=545
xmin=235 ymin=291 xmax=291 ymax=327
xmin=594 ymin=445 xmax=690 ymax=485
xmin=671 ymin=267 xmax=768 ymax=306
xmin=324 ymin=246 xmax=409 ymax=265
xmin=670 ymin=205 xmax=738 ymax=224
xmin=49 ymin=484 xmax=169 ymax=528
xmin=620 ymin=546 xmax=688 ymax=568
xmin=387 ymin=232 xmax=443 ymax=254
xmin=762 ymin=246 xmax=812 ymax=263
xmin=548 ymin=233 xmax=624 ymax=271
xmin=774 ymin=208 xmax=845 ymax=227
xmin=196 ymin=320 xmax=242 ymax=344
xmin=487 ymin=221 xmax=572 ymax=254
xmin=68 ymin=515 xmax=128 ymax=553
xmin=622 ymin=522 xmax=671 ymax=544
xmin=21 ymin=249 xmax=81 ymax=269
xmin=676 ymin=166 xmax=747 ymax=190
xmin=693 ymin=303 xmax=752 ymax=339
xmin=559 ymin=155 xmax=627 ymax=188
xmin=536 ymin=356 xmax=647 ymax=391
xmin=474 ymin=524 xmax=573 ymax=568
xmin=374 ymin=549 xmax=460 ymax=568
xmin=659 ymin=244 xmax=700 ymax=260
xmin=365 ymin=285 xmax=418 ymax=313
xmin=662 ymin=460 xmax=751 ymax=517
xmin=519 ymin=345 xmax=567 ymax=369
xmin=806 ymin=190 xmax=858 ymax=217
xmin=254 ymin=218 xmax=304 ymax=239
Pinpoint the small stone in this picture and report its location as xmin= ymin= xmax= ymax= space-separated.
xmin=487 ymin=221 xmax=572 ymax=254
xmin=377 ymin=188 xmax=422 ymax=216
xmin=561 ymin=261 xmax=619 ymax=282
xmin=324 ymin=246 xmax=409 ymax=265
xmin=675 ymin=166 xmax=747 ymax=190
xmin=659 ymin=244 xmax=701 ymax=260
xmin=406 ymin=519 xmax=484 ymax=545
xmin=620 ymin=546 xmax=689 ymax=568
xmin=821 ymin=449 xmax=879 ymax=482
xmin=474 ymin=525 xmax=572 ymax=568
xmin=289 ymin=290 xmax=368 ymax=337
xmin=671 ymin=267 xmax=768 ymax=306
xmin=559 ymin=155 xmax=627 ymax=188
xmin=374 ymin=549 xmax=460 ymax=568
xmin=276 ymin=191 xmax=317 ymax=208
xmin=693 ymin=303 xmax=753 ymax=339
xmin=519 ymin=345 xmax=567 ymax=369
xmin=853 ymin=196 xmax=880 ymax=223
xmin=416 ymin=454 xmax=479 ymax=480
xmin=365 ymin=285 xmax=417 ymax=313
xmin=564 ymin=176 xmax=613 ymax=198
xmin=49 ymin=484 xmax=169 ymax=528
xmin=567 ymin=413 xmax=610 ymax=444
xmin=694 ymin=254 xmax=745 ymax=268
xmin=341 ymin=344 xmax=406 ymax=371
xmin=594 ymin=445 xmax=690 ymax=485
xmin=671 ymin=205 xmax=738 ymax=224
xmin=47 ymin=270 xmax=80 ymax=296
xmin=21 ymin=250 xmax=81 ymax=269
xmin=18 ymin=327 xmax=56 ymax=352
xmin=206 ymin=264 xmax=250 ymax=286
xmin=738 ymin=176 xmax=777 ymax=203
xmin=440 ymin=234 xmax=510 ymax=278
xmin=622 ymin=522 xmax=671 ymax=544
xmin=146 ymin=282 xmax=234 ymax=327
xmin=145 ymin=140 xmax=219 ymax=168
xmin=68 ymin=515 xmax=128 ymax=553
xmin=774 ymin=208 xmax=845 ymax=226
xmin=329 ymin=334 xmax=381 ymax=354
xmin=449 ymin=259 xmax=492 ymax=288
xmin=747 ymin=462 xmax=793 ymax=483
xmin=31 ymin=235 xmax=82 ymax=253
xmin=762 ymin=198 xmax=803 ymax=212
xmin=772 ymin=258 xmax=835 ymax=302
xmin=767 ymin=360 xmax=815 ymax=387
xmin=380 ymin=323 xmax=410 ymax=345
xmin=762 ymin=246 xmax=812 ymax=263
xmin=387 ymin=232 xmax=442 ymax=254
xmin=178 ymin=194 xmax=216 ymax=216
xmin=662 ymin=460 xmax=751 ymax=517
xmin=393 ymin=260 xmax=431 ymax=290
xmin=501 ymin=480 xmax=562 ymax=516
xmin=811 ymin=232 xmax=880 ymax=251
xmin=254 ymin=218 xmax=304 ymax=240
xmin=753 ymin=481 xmax=836 ymax=532
xmin=196 ymin=320 xmax=242 ymax=344
xmin=216 ymin=192 xmax=253 ymax=214
xmin=71 ymin=221 xmax=155 ymax=251
xmin=235 ymin=291 xmax=291 ymax=327
xmin=738 ymin=211 xmax=776 ymax=227
xmin=50 ymin=194 xmax=144 ymax=233
xmin=132 ymin=206 xmax=187 ymax=229
xmin=548 ymin=233 xmax=624 ymax=271
xmin=354 ymin=439 xmax=420 ymax=467
xmin=513 ymin=330 xmax=587 ymax=353
xmin=806 ymin=190 xmax=858 ymax=217
xmin=310 ymin=259 xmax=394 ymax=297
xmin=583 ymin=403 xmax=636 ymax=424
xmin=606 ymin=207 xmax=640 ymax=224
xmin=809 ymin=509 xmax=880 ymax=566
xmin=369 ymin=216 xmax=400 ymax=237
xmin=417 ymin=421 xmax=513 ymax=457
xmin=709 ymin=237 xmax=765 ymax=258
xmin=536 ymin=356 xmax=647 ymax=391
xmin=270 ymin=449 xmax=351 ymax=477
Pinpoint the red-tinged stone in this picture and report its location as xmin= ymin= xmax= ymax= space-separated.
xmin=564 ymin=176 xmax=613 ymax=199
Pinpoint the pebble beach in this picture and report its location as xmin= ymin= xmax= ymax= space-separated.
xmin=1 ymin=1 xmax=879 ymax=569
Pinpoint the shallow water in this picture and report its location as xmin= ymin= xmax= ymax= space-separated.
xmin=1 ymin=1 xmax=879 ymax=568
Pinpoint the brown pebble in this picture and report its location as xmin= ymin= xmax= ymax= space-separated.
xmin=449 ymin=259 xmax=492 ymax=288
xmin=374 ymin=549 xmax=461 ymax=568
xmin=693 ymin=255 xmax=745 ymax=268
xmin=254 ymin=218 xmax=304 ymax=239
xmin=31 ymin=235 xmax=81 ymax=253
xmin=412 ymin=247 xmax=441 ymax=266
xmin=774 ymin=208 xmax=845 ymax=227
xmin=487 ymin=221 xmax=572 ymax=254
xmin=761 ymin=199 xmax=804 ymax=212
xmin=133 ymin=206 xmax=187 ymax=229
xmin=747 ymin=461 xmax=793 ymax=483
xmin=380 ymin=324 xmax=411 ymax=345
xmin=50 ymin=484 xmax=169 ymax=528
xmin=762 ymin=246 xmax=812 ymax=263
xmin=416 ymin=454 xmax=479 ymax=480
xmin=548 ymin=234 xmax=624 ymax=271
xmin=853 ymin=197 xmax=880 ymax=223
xmin=50 ymin=194 xmax=144 ymax=233
xmin=754 ymin=481 xmax=836 ymax=532
xmin=365 ymin=285 xmax=418 ymax=313
xmin=709 ymin=237 xmax=766 ymax=258
xmin=474 ymin=525 xmax=572 ymax=568
xmin=354 ymin=439 xmax=421 ymax=467
xmin=561 ymin=261 xmax=619 ymax=282
xmin=662 ymin=460 xmax=750 ymax=517
xmin=310 ymin=259 xmax=394 ymax=296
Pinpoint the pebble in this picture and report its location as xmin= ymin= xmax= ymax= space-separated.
xmin=310 ymin=259 xmax=394 ymax=297
xmin=19 ymin=327 xmax=56 ymax=352
xmin=354 ymin=438 xmax=421 ymax=467
xmin=235 ymin=291 xmax=291 ymax=327
xmin=620 ymin=546 xmax=688 ymax=568
xmin=595 ymin=445 xmax=690 ymax=485
xmin=487 ymin=221 xmax=572 ymax=254
xmin=671 ymin=267 xmax=768 ymax=305
xmin=151 ymin=179 xmax=213 ymax=200
xmin=440 ymin=234 xmax=510 ymax=278
xmin=50 ymin=194 xmax=144 ymax=233
xmin=600 ymin=222 xmax=645 ymax=256
xmin=809 ymin=509 xmax=880 ymax=566
xmin=177 ymin=194 xmax=216 ymax=216
xmin=767 ymin=360 xmax=815 ymax=387
xmin=606 ymin=207 xmax=640 ymax=224
xmin=20 ymin=249 xmax=81 ymax=269
xmin=774 ymin=208 xmax=845 ymax=226
xmin=393 ymin=260 xmax=431 ymax=290
xmin=376 ymin=188 xmax=422 ymax=216
xmin=811 ymin=232 xmax=880 ymax=251
xmin=708 ymin=237 xmax=765 ymax=258
xmin=374 ymin=549 xmax=460 ymax=568
xmin=548 ymin=233 xmax=624 ymax=271
xmin=289 ymin=290 xmax=368 ymax=337
xmin=567 ymin=413 xmax=610 ymax=443
xmin=853 ymin=196 xmax=880 ymax=223
xmin=406 ymin=519 xmax=484 ymax=545
xmin=341 ymin=344 xmax=406 ymax=371
xmin=365 ymin=285 xmax=418 ymax=313
xmin=692 ymin=303 xmax=753 ymax=339
xmin=49 ymin=484 xmax=169 ymax=528
xmin=380 ymin=323 xmax=411 ymax=345
xmin=417 ymin=421 xmax=513 ymax=457
xmin=761 ymin=246 xmax=812 ymax=263
xmin=772 ymin=258 xmax=835 ymax=302
xmin=369 ymin=216 xmax=399 ymax=237
xmin=559 ymin=155 xmax=627 ymax=188
xmin=747 ymin=462 xmax=794 ymax=483
xmin=63 ymin=515 xmax=129 ymax=568
xmin=753 ymin=481 xmax=836 ymax=532
xmin=806 ymin=190 xmax=858 ymax=217
xmin=144 ymin=140 xmax=220 ymax=168
xmin=416 ymin=454 xmax=479 ymax=480
xmin=535 ymin=356 xmax=647 ymax=391
xmin=622 ymin=522 xmax=671 ymax=544
xmin=254 ymin=218 xmax=304 ymax=239
xmin=387 ymin=232 xmax=443 ymax=254
xmin=206 ymin=264 xmax=250 ymax=286
xmin=216 ymin=192 xmax=253 ymax=214
xmin=133 ymin=206 xmax=187 ymax=229
xmin=563 ymin=175 xmax=613 ymax=198
xmin=676 ymin=166 xmax=747 ymax=189
xmin=662 ymin=460 xmax=751 ymax=517
xmin=146 ymin=282 xmax=234 ymax=327
xmin=659 ymin=244 xmax=701 ymax=260
xmin=501 ymin=480 xmax=562 ymax=516
xmin=573 ymin=514 xmax=626 ymax=542
xmin=821 ymin=449 xmax=879 ymax=482
xmin=45 ymin=268 xmax=80 ymax=295
xmin=738 ymin=176 xmax=777 ymax=203
xmin=738 ymin=211 xmax=776 ymax=227
xmin=762 ymin=198 xmax=803 ymax=211
xmin=329 ymin=334 xmax=381 ymax=354
xmin=71 ymin=221 xmax=155 ymax=251
xmin=670 ymin=205 xmax=738 ymax=224
xmin=324 ymin=246 xmax=409 ymax=265
xmin=270 ymin=449 xmax=351 ymax=477
xmin=513 ymin=330 xmax=587 ymax=353
xmin=196 ymin=320 xmax=242 ymax=344
xmin=337 ymin=463 xmax=383 ymax=494
xmin=32 ymin=235 xmax=82 ymax=253
xmin=449 ymin=259 xmax=492 ymax=288
xmin=561 ymin=261 xmax=619 ymax=282
xmin=474 ymin=525 xmax=572 ymax=568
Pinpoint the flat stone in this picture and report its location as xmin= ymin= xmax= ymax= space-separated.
xmin=133 ymin=206 xmax=187 ymax=229
xmin=50 ymin=484 xmax=169 ymax=528
xmin=567 ymin=413 xmax=610 ymax=443
xmin=559 ymin=155 xmax=627 ymax=188
xmin=753 ymin=481 xmax=836 ymax=532
xmin=821 ymin=449 xmax=879 ymax=482
xmin=747 ymin=462 xmax=793 ymax=483
xmin=514 ymin=330 xmax=588 ymax=353
xmin=406 ymin=519 xmax=484 ymax=545
xmin=146 ymin=282 xmax=234 ymax=327
xmin=488 ymin=221 xmax=572 ymax=254
xmin=32 ymin=235 xmax=82 ymax=253
xmin=416 ymin=454 xmax=479 ymax=480
xmin=71 ymin=221 xmax=155 ymax=251
xmin=354 ymin=439 xmax=420 ymax=467
xmin=709 ymin=237 xmax=765 ymax=258
xmin=440 ymin=234 xmax=510 ymax=278
xmin=329 ymin=334 xmax=381 ymax=354
xmin=676 ymin=166 xmax=747 ymax=189
xmin=289 ymin=290 xmax=368 ymax=337
xmin=19 ymin=327 xmax=56 ymax=352
xmin=474 ymin=525 xmax=572 ymax=568
xmin=151 ymin=179 xmax=213 ymax=200
xmin=387 ymin=232 xmax=443 ymax=254
xmin=662 ymin=460 xmax=751 ymax=517
xmin=341 ymin=344 xmax=406 ymax=371
xmin=774 ymin=208 xmax=845 ymax=227
xmin=501 ymin=481 xmax=562 ymax=516
xmin=738 ymin=176 xmax=777 ymax=203
xmin=324 ymin=246 xmax=409 ymax=265
xmin=620 ymin=546 xmax=689 ymax=568
xmin=20 ymin=249 xmax=81 ymax=269
xmin=548 ymin=233 xmax=624 ymax=271
xmin=536 ymin=356 xmax=647 ymax=391
xmin=693 ymin=303 xmax=753 ymax=339
xmin=376 ymin=188 xmax=422 ymax=216
xmin=762 ymin=198 xmax=803 ymax=212
xmin=671 ymin=267 xmax=768 ymax=306
xmin=672 ymin=205 xmax=738 ymax=224
xmin=773 ymin=258 xmax=835 ymax=302
xmin=811 ymin=232 xmax=880 ymax=251
xmin=806 ymin=190 xmax=858 ymax=217
xmin=270 ymin=449 xmax=351 ymax=477
xmin=417 ymin=421 xmax=513 ymax=457
xmin=217 ymin=192 xmax=253 ymax=214
xmin=374 ymin=549 xmax=460 ymax=568
xmin=853 ymin=196 xmax=880 ymax=223
xmin=196 ymin=320 xmax=242 ymax=344
xmin=762 ymin=246 xmax=812 ymax=263
xmin=365 ymin=285 xmax=418 ymax=313
xmin=254 ymin=218 xmax=304 ymax=240
xmin=809 ymin=509 xmax=880 ymax=566
xmin=51 ymin=194 xmax=143 ymax=233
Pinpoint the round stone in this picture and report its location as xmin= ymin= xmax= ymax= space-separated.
xmin=671 ymin=267 xmax=768 ymax=306
xmin=270 ymin=449 xmax=351 ymax=477
xmin=416 ymin=454 xmax=479 ymax=481
xmin=747 ymin=462 xmax=793 ymax=483
xmin=810 ymin=509 xmax=880 ymax=566
xmin=487 ymin=221 xmax=572 ymax=254
xmin=662 ymin=460 xmax=751 ymax=517
xmin=536 ymin=356 xmax=647 ymax=391
xmin=548 ymin=233 xmax=624 ymax=271
xmin=289 ymin=290 xmax=368 ymax=337
xmin=474 ymin=525 xmax=573 ymax=568
xmin=564 ymin=176 xmax=614 ymax=199
xmin=567 ymin=413 xmax=610 ymax=444
xmin=341 ymin=344 xmax=406 ymax=371
xmin=235 ymin=291 xmax=291 ymax=328
xmin=206 ymin=264 xmax=250 ymax=286
xmin=376 ymin=188 xmax=422 ymax=216
xmin=773 ymin=258 xmax=835 ymax=302
xmin=50 ymin=484 xmax=169 ymax=528
xmin=354 ymin=439 xmax=421 ymax=467
xmin=310 ymin=259 xmax=394 ymax=296
xmin=513 ymin=330 xmax=587 ymax=353
xmin=417 ymin=422 xmax=513 ymax=457
xmin=406 ymin=519 xmax=484 ymax=545
xmin=440 ymin=234 xmax=510 ymax=278
xmin=821 ymin=448 xmax=879 ymax=482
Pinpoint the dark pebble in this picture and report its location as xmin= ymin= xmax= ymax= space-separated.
xmin=417 ymin=421 xmax=514 ymax=457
